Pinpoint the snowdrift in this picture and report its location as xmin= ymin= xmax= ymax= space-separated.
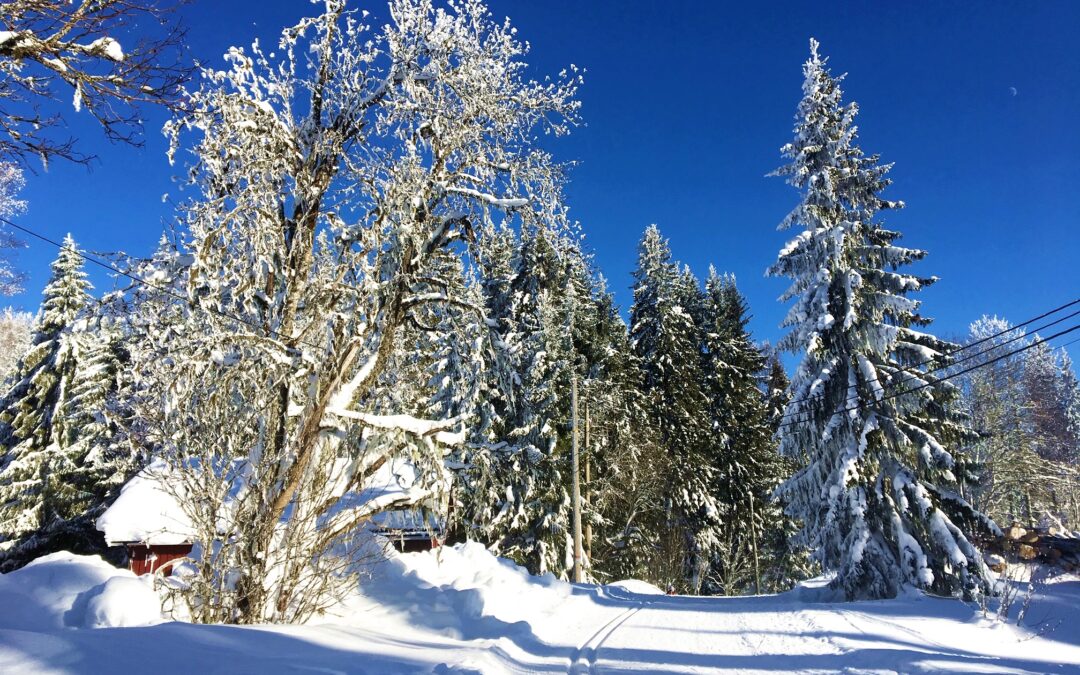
xmin=0 ymin=552 xmax=162 ymax=631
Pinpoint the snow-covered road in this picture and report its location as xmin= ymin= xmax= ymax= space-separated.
xmin=576 ymin=586 xmax=1080 ymax=674
xmin=2 ymin=547 xmax=1079 ymax=674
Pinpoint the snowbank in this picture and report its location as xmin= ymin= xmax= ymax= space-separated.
xmin=98 ymin=456 xmax=440 ymax=548
xmin=2 ymin=547 xmax=1078 ymax=674
xmin=607 ymin=579 xmax=665 ymax=595
xmin=0 ymin=552 xmax=162 ymax=631
xmin=331 ymin=540 xmax=585 ymax=643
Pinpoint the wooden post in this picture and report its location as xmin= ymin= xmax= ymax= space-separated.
xmin=585 ymin=403 xmax=593 ymax=563
xmin=749 ymin=491 xmax=761 ymax=595
xmin=572 ymin=377 xmax=583 ymax=583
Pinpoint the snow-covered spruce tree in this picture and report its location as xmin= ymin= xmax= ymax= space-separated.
xmin=629 ymin=224 xmax=718 ymax=593
xmin=770 ymin=40 xmax=995 ymax=600
xmin=0 ymin=235 xmax=91 ymax=567
xmin=759 ymin=351 xmax=817 ymax=591
xmin=0 ymin=162 xmax=27 ymax=296
xmin=448 ymin=224 xmax=520 ymax=548
xmin=4 ymin=315 xmax=138 ymax=570
xmin=498 ymin=224 xmax=574 ymax=574
xmin=700 ymin=270 xmax=785 ymax=595
xmin=0 ymin=307 xmax=33 ymax=384
xmin=580 ymin=280 xmax=669 ymax=585
xmin=458 ymin=222 xmax=577 ymax=576
xmin=764 ymin=351 xmax=791 ymax=435
xmin=562 ymin=263 xmax=663 ymax=584
xmin=147 ymin=0 xmax=579 ymax=624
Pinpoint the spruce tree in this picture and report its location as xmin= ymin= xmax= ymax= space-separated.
xmin=764 ymin=352 xmax=791 ymax=435
xmin=565 ymin=257 xmax=669 ymax=584
xmin=629 ymin=225 xmax=718 ymax=592
xmin=760 ymin=351 xmax=817 ymax=590
xmin=770 ymin=41 xmax=995 ymax=600
xmin=462 ymin=224 xmax=575 ymax=576
xmin=0 ymin=235 xmax=93 ymax=568
xmin=700 ymin=270 xmax=781 ymax=594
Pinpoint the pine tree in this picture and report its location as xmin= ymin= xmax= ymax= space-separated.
xmin=629 ymin=225 xmax=718 ymax=592
xmin=0 ymin=235 xmax=92 ymax=568
xmin=770 ymin=41 xmax=995 ymax=600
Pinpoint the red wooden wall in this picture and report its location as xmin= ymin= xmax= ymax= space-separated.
xmin=126 ymin=543 xmax=193 ymax=576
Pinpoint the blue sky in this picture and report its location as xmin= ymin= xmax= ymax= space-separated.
xmin=6 ymin=1 xmax=1079 ymax=361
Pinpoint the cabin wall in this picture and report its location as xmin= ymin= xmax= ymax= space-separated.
xmin=126 ymin=544 xmax=193 ymax=576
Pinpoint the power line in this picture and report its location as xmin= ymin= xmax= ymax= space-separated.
xmin=779 ymin=305 xmax=1080 ymax=423
xmin=0 ymin=216 xmax=328 ymax=353
xmin=777 ymin=323 xmax=1080 ymax=430
xmin=777 ymin=293 xmax=1080 ymax=416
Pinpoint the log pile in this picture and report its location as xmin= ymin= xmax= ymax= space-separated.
xmin=982 ymin=523 xmax=1080 ymax=573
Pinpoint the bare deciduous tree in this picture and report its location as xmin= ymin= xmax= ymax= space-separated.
xmin=0 ymin=0 xmax=191 ymax=167
xmin=136 ymin=0 xmax=579 ymax=624
xmin=0 ymin=161 xmax=27 ymax=294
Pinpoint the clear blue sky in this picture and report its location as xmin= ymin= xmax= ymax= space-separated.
xmin=7 ymin=1 xmax=1079 ymax=362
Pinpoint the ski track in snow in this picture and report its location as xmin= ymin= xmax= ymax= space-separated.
xmin=569 ymin=601 xmax=646 ymax=674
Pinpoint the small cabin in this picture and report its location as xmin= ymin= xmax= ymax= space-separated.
xmin=96 ymin=457 xmax=447 ymax=576
xmin=96 ymin=460 xmax=195 ymax=577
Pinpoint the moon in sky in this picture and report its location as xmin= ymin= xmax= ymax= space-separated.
xmin=1010 ymin=86 xmax=1018 ymax=96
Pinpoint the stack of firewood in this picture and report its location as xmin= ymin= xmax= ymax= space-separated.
xmin=982 ymin=523 xmax=1080 ymax=572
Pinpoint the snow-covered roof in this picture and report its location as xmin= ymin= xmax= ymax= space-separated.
xmin=96 ymin=460 xmax=195 ymax=546
xmin=96 ymin=456 xmax=446 ymax=546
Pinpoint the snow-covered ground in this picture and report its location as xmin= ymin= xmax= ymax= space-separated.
xmin=1 ymin=545 xmax=1078 ymax=674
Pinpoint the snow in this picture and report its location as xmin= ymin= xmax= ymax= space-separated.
xmin=607 ymin=579 xmax=665 ymax=595
xmin=81 ymin=576 xmax=163 ymax=629
xmin=87 ymin=37 xmax=125 ymax=62
xmin=0 ymin=31 xmax=22 ymax=48
xmin=0 ymin=552 xmax=161 ymax=632
xmin=2 ymin=546 xmax=1079 ymax=673
xmin=95 ymin=460 xmax=194 ymax=546
xmin=98 ymin=456 xmax=443 ymax=550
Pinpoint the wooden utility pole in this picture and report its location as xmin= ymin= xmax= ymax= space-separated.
xmin=749 ymin=491 xmax=761 ymax=595
xmin=571 ymin=377 xmax=583 ymax=583
xmin=584 ymin=403 xmax=593 ymax=562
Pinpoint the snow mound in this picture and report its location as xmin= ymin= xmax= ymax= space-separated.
xmin=82 ymin=576 xmax=163 ymax=628
xmin=606 ymin=579 xmax=665 ymax=595
xmin=0 ymin=552 xmax=162 ymax=631
xmin=332 ymin=541 xmax=590 ymax=645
